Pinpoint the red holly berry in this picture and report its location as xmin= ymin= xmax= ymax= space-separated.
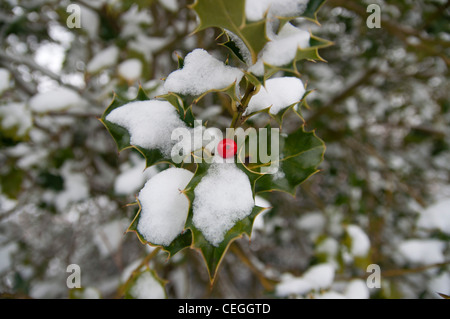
xmin=217 ymin=138 xmax=237 ymax=158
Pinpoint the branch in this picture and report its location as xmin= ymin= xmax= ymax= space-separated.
xmin=327 ymin=0 xmax=450 ymax=66
xmin=230 ymin=241 xmax=279 ymax=291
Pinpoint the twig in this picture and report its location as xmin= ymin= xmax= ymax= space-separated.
xmin=115 ymin=246 xmax=162 ymax=298
xmin=230 ymin=83 xmax=257 ymax=129
xmin=229 ymin=241 xmax=279 ymax=291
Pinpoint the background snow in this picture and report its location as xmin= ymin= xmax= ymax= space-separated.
xmin=114 ymin=157 xmax=158 ymax=196
xmin=0 ymin=102 xmax=33 ymax=137
xmin=275 ymin=263 xmax=335 ymax=296
xmin=417 ymin=198 xmax=450 ymax=235
xmin=29 ymin=87 xmax=83 ymax=113
xmin=346 ymin=224 xmax=371 ymax=257
xmin=129 ymin=271 xmax=166 ymax=299
xmin=86 ymin=46 xmax=119 ymax=74
xmin=0 ymin=68 xmax=10 ymax=94
xmin=118 ymin=58 xmax=143 ymax=82
xmin=397 ymin=239 xmax=446 ymax=265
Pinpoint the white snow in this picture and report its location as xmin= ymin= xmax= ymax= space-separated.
xmin=346 ymin=224 xmax=371 ymax=257
xmin=55 ymin=162 xmax=90 ymax=211
xmin=302 ymin=263 xmax=335 ymax=290
xmin=164 ymin=49 xmax=244 ymax=96
xmin=244 ymin=77 xmax=305 ymax=115
xmin=0 ymin=68 xmax=10 ymax=94
xmin=275 ymin=263 xmax=335 ymax=296
xmin=137 ymin=167 xmax=193 ymax=246
xmin=80 ymin=287 xmax=101 ymax=299
xmin=0 ymin=102 xmax=33 ymax=137
xmin=129 ymin=271 xmax=166 ymax=299
xmin=315 ymin=237 xmax=339 ymax=262
xmin=398 ymin=239 xmax=446 ymax=265
xmin=93 ymin=219 xmax=128 ymax=257
xmin=35 ymin=42 xmax=65 ymax=74
xmin=252 ymin=196 xmax=272 ymax=231
xmin=120 ymin=4 xmax=153 ymax=38
xmin=276 ymin=274 xmax=313 ymax=296
xmin=192 ymin=163 xmax=255 ymax=246
xmin=427 ymin=272 xmax=450 ymax=298
xmin=86 ymin=46 xmax=119 ymax=73
xmin=344 ymin=279 xmax=370 ymax=299
xmin=105 ymin=100 xmax=188 ymax=157
xmin=80 ymin=5 xmax=99 ymax=39
xmin=0 ymin=242 xmax=18 ymax=273
xmin=114 ymin=158 xmax=158 ymax=196
xmin=159 ymin=0 xmax=179 ymax=12
xmin=29 ymin=87 xmax=83 ymax=113
xmin=128 ymin=35 xmax=172 ymax=62
xmin=417 ymin=198 xmax=450 ymax=235
xmin=118 ymin=59 xmax=143 ymax=82
xmin=249 ymin=23 xmax=310 ymax=76
xmin=245 ymin=0 xmax=308 ymax=21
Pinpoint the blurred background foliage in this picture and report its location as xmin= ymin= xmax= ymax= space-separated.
xmin=0 ymin=0 xmax=449 ymax=298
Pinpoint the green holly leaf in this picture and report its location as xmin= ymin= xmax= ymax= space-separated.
xmin=127 ymin=202 xmax=193 ymax=258
xmin=238 ymin=125 xmax=325 ymax=195
xmin=260 ymin=34 xmax=333 ymax=81
xmin=188 ymin=206 xmax=265 ymax=282
xmin=190 ymin=0 xmax=268 ymax=64
xmin=100 ymin=86 xmax=193 ymax=168
xmin=301 ymin=0 xmax=328 ymax=23
xmin=156 ymin=92 xmax=195 ymax=128
xmin=182 ymin=162 xmax=266 ymax=282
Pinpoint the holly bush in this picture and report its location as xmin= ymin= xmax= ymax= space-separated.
xmin=101 ymin=0 xmax=329 ymax=284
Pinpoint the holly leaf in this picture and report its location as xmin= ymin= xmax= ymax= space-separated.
xmin=100 ymin=86 xmax=193 ymax=168
xmin=182 ymin=162 xmax=266 ymax=282
xmin=126 ymin=202 xmax=193 ymax=258
xmin=190 ymin=0 xmax=268 ymax=64
xmin=238 ymin=125 xmax=325 ymax=195
xmin=301 ymin=0 xmax=328 ymax=23
xmin=260 ymin=33 xmax=333 ymax=81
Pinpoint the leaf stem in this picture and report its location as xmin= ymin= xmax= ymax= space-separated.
xmin=231 ymin=83 xmax=256 ymax=129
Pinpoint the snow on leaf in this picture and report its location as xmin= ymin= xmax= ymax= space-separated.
xmin=244 ymin=76 xmax=305 ymax=116
xmin=183 ymin=162 xmax=266 ymax=282
xmin=100 ymin=87 xmax=193 ymax=168
xmin=163 ymin=49 xmax=243 ymax=102
xmin=249 ymin=23 xmax=333 ymax=77
xmin=135 ymin=167 xmax=193 ymax=247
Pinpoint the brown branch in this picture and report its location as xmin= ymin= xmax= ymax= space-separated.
xmin=230 ymin=241 xmax=279 ymax=291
